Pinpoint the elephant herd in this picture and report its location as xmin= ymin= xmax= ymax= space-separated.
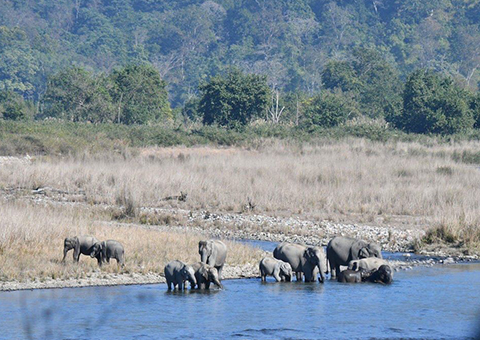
xmin=62 ymin=235 xmax=125 ymax=267
xmin=263 ymin=236 xmax=393 ymax=285
xmin=62 ymin=235 xmax=393 ymax=289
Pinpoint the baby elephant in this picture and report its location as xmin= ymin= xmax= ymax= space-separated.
xmin=259 ymin=257 xmax=293 ymax=282
xmin=62 ymin=236 xmax=99 ymax=263
xmin=337 ymin=269 xmax=369 ymax=283
xmin=348 ymin=257 xmax=390 ymax=272
xmin=368 ymin=264 xmax=393 ymax=284
xmin=164 ymin=260 xmax=197 ymax=290
xmin=90 ymin=240 xmax=125 ymax=267
xmin=191 ymin=262 xmax=223 ymax=289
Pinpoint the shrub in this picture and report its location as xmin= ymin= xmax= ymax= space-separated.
xmin=300 ymin=92 xmax=358 ymax=131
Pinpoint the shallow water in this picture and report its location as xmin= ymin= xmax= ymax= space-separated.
xmin=1 ymin=262 xmax=479 ymax=340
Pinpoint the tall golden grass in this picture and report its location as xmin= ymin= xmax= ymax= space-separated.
xmin=0 ymin=201 xmax=262 ymax=282
xmin=1 ymin=138 xmax=480 ymax=248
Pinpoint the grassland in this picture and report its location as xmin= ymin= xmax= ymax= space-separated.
xmin=2 ymin=136 xmax=480 ymax=252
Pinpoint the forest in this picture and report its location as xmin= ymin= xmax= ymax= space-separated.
xmin=2 ymin=0 xmax=480 ymax=135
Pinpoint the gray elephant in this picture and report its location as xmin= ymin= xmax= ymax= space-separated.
xmin=273 ymin=243 xmax=327 ymax=283
xmin=327 ymin=236 xmax=382 ymax=279
xmin=198 ymin=240 xmax=227 ymax=279
xmin=348 ymin=258 xmax=390 ymax=272
xmin=62 ymin=236 xmax=99 ymax=263
xmin=366 ymin=265 xmax=393 ymax=284
xmin=337 ymin=269 xmax=370 ymax=283
xmin=90 ymin=240 xmax=125 ymax=267
xmin=164 ymin=260 xmax=197 ymax=290
xmin=191 ymin=262 xmax=223 ymax=289
xmin=259 ymin=257 xmax=293 ymax=282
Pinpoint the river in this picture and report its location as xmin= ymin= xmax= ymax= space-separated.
xmin=0 ymin=241 xmax=479 ymax=340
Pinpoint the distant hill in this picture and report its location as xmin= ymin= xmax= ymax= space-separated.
xmin=1 ymin=0 xmax=480 ymax=106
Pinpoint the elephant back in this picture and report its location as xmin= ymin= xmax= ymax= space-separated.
xmin=273 ymin=243 xmax=306 ymax=272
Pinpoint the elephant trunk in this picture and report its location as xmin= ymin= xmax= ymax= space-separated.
xmin=200 ymin=253 xmax=208 ymax=264
xmin=212 ymin=277 xmax=222 ymax=289
xmin=317 ymin=262 xmax=326 ymax=283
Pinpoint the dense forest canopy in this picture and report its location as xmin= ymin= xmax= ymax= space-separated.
xmin=2 ymin=0 xmax=480 ymax=106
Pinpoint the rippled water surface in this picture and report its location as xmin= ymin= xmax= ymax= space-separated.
xmin=1 ymin=260 xmax=479 ymax=340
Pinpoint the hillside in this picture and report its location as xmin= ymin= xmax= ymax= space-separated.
xmin=2 ymin=0 xmax=480 ymax=107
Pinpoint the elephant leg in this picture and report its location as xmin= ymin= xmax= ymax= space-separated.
xmin=167 ymin=280 xmax=172 ymax=290
xmin=178 ymin=281 xmax=184 ymax=290
xmin=73 ymin=250 xmax=80 ymax=262
xmin=273 ymin=268 xmax=282 ymax=282
xmin=296 ymin=272 xmax=303 ymax=281
xmin=328 ymin=259 xmax=336 ymax=279
xmin=218 ymin=265 xmax=223 ymax=280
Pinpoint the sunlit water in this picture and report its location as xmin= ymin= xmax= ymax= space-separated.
xmin=1 ymin=243 xmax=479 ymax=340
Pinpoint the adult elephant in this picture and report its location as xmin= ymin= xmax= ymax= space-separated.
xmin=191 ymin=262 xmax=223 ymax=289
xmin=164 ymin=260 xmax=197 ymax=290
xmin=198 ymin=240 xmax=227 ymax=279
xmin=327 ymin=236 xmax=382 ymax=279
xmin=273 ymin=243 xmax=327 ymax=283
xmin=62 ymin=236 xmax=99 ymax=263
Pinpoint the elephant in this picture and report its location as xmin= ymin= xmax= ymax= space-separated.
xmin=337 ymin=269 xmax=370 ymax=283
xmin=198 ymin=240 xmax=227 ymax=279
xmin=366 ymin=265 xmax=393 ymax=284
xmin=62 ymin=236 xmax=99 ymax=263
xmin=348 ymin=258 xmax=391 ymax=272
xmin=327 ymin=236 xmax=382 ymax=279
xmin=90 ymin=240 xmax=125 ymax=267
xmin=273 ymin=243 xmax=327 ymax=283
xmin=164 ymin=260 xmax=197 ymax=290
xmin=259 ymin=257 xmax=293 ymax=282
xmin=191 ymin=262 xmax=223 ymax=289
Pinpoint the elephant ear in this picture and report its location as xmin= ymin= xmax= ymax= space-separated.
xmin=351 ymin=240 xmax=369 ymax=259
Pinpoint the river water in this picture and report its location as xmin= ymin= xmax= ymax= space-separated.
xmin=1 ymin=241 xmax=479 ymax=340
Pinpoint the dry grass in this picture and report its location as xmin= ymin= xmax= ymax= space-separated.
xmin=0 ymin=201 xmax=262 ymax=282
xmin=1 ymin=138 xmax=480 ymax=249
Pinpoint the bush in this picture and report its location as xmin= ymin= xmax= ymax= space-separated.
xmin=300 ymin=92 xmax=358 ymax=131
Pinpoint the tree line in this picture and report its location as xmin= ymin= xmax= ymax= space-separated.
xmin=2 ymin=52 xmax=480 ymax=136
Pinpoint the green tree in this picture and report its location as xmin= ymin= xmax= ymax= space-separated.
xmin=110 ymin=63 xmax=171 ymax=124
xmin=43 ymin=67 xmax=114 ymax=123
xmin=392 ymin=69 xmax=474 ymax=134
xmin=199 ymin=69 xmax=270 ymax=127
xmin=0 ymin=26 xmax=39 ymax=96
xmin=300 ymin=91 xmax=358 ymax=131
xmin=322 ymin=60 xmax=361 ymax=93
